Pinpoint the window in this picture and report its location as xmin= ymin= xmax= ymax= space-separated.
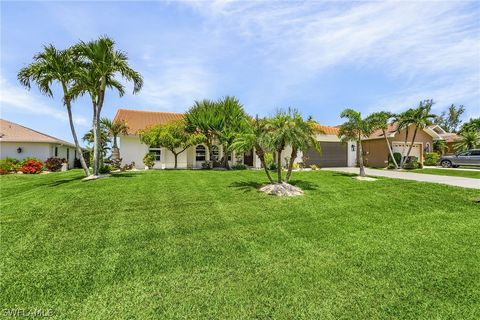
xmin=457 ymin=151 xmax=470 ymax=156
xmin=67 ymin=148 xmax=69 ymax=161
xmin=196 ymin=145 xmax=206 ymax=161
xmin=424 ymin=143 xmax=430 ymax=153
xmin=211 ymin=145 xmax=219 ymax=161
xmin=470 ymin=150 xmax=480 ymax=156
xmin=149 ymin=147 xmax=161 ymax=161
xmin=54 ymin=147 xmax=58 ymax=157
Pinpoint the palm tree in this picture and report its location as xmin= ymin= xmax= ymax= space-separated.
xmin=433 ymin=139 xmax=448 ymax=155
xmin=185 ymin=99 xmax=219 ymax=168
xmin=72 ymin=36 xmax=143 ymax=176
xmin=338 ymin=109 xmax=374 ymax=177
xmin=368 ymin=111 xmax=398 ymax=169
xmin=101 ymin=118 xmax=128 ymax=162
xmin=231 ymin=116 xmax=274 ymax=183
xmin=17 ymin=45 xmax=90 ymax=176
xmin=454 ymin=130 xmax=480 ymax=152
xmin=82 ymin=125 xmax=111 ymax=166
xmin=394 ymin=100 xmax=436 ymax=168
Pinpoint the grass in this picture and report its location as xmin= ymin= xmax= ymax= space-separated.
xmin=412 ymin=168 xmax=480 ymax=179
xmin=1 ymin=170 xmax=479 ymax=319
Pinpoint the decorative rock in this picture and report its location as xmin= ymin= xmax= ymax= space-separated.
xmin=259 ymin=183 xmax=304 ymax=196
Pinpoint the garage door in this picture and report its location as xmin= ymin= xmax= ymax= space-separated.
xmin=304 ymin=142 xmax=347 ymax=167
xmin=392 ymin=143 xmax=421 ymax=158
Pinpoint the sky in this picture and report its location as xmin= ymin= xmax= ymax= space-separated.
xmin=1 ymin=1 xmax=479 ymax=144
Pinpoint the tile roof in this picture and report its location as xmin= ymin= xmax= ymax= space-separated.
xmin=0 ymin=119 xmax=75 ymax=147
xmin=367 ymin=123 xmax=399 ymax=139
xmin=440 ymin=133 xmax=460 ymax=143
xmin=114 ymin=109 xmax=184 ymax=135
xmin=114 ymin=108 xmax=341 ymax=136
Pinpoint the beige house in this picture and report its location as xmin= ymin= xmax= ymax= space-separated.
xmin=114 ymin=109 xmax=357 ymax=169
xmin=361 ymin=124 xmax=459 ymax=167
xmin=0 ymin=119 xmax=78 ymax=168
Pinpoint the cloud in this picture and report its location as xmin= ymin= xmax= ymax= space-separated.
xmin=0 ymin=75 xmax=88 ymax=126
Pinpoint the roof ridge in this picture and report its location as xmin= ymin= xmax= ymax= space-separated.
xmin=117 ymin=108 xmax=184 ymax=115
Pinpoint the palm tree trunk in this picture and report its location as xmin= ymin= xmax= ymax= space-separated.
xmin=400 ymin=126 xmax=410 ymax=167
xmin=254 ymin=144 xmax=273 ymax=183
xmin=223 ymin=144 xmax=230 ymax=169
xmin=383 ymin=129 xmax=398 ymax=169
xmin=92 ymin=107 xmax=101 ymax=175
xmin=358 ymin=137 xmax=366 ymax=177
xmin=285 ymin=146 xmax=297 ymax=183
xmin=277 ymin=150 xmax=283 ymax=183
xmin=64 ymin=99 xmax=90 ymax=176
xmin=402 ymin=128 xmax=418 ymax=168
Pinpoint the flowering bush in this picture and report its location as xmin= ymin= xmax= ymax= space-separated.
xmin=20 ymin=159 xmax=43 ymax=174
xmin=45 ymin=157 xmax=65 ymax=172
xmin=0 ymin=158 xmax=21 ymax=174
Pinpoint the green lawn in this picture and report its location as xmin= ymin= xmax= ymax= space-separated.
xmin=1 ymin=170 xmax=479 ymax=319
xmin=413 ymin=168 xmax=480 ymax=179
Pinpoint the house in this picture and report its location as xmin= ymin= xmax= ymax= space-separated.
xmin=0 ymin=119 xmax=78 ymax=168
xmin=114 ymin=109 xmax=357 ymax=169
xmin=361 ymin=123 xmax=459 ymax=167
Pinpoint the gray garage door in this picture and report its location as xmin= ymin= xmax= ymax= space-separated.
xmin=304 ymin=142 xmax=347 ymax=167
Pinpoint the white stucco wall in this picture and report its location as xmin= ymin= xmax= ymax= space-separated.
xmin=119 ymin=135 xmax=149 ymax=169
xmin=0 ymin=142 xmax=76 ymax=168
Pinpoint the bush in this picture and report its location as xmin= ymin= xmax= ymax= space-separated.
xmin=267 ymin=162 xmax=277 ymax=171
xmin=403 ymin=156 xmax=419 ymax=170
xmin=143 ymin=153 xmax=155 ymax=169
xmin=19 ymin=159 xmax=43 ymax=174
xmin=292 ymin=162 xmax=300 ymax=170
xmin=201 ymin=161 xmax=212 ymax=169
xmin=231 ymin=164 xmax=247 ymax=170
xmin=99 ymin=164 xmax=112 ymax=174
xmin=310 ymin=164 xmax=318 ymax=171
xmin=388 ymin=152 xmax=402 ymax=166
xmin=45 ymin=157 xmax=65 ymax=172
xmin=424 ymin=152 xmax=439 ymax=166
xmin=0 ymin=158 xmax=21 ymax=174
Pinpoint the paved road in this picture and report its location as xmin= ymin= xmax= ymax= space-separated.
xmin=322 ymin=167 xmax=480 ymax=189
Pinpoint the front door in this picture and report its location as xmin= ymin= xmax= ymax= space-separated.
xmin=243 ymin=149 xmax=254 ymax=166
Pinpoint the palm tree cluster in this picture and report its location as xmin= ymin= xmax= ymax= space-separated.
xmin=18 ymin=37 xmax=142 ymax=177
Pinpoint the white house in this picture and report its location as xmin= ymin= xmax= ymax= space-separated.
xmin=114 ymin=109 xmax=357 ymax=169
xmin=0 ymin=119 xmax=78 ymax=168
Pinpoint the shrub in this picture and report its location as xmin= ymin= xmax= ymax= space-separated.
xmin=0 ymin=158 xmax=21 ymax=174
xmin=45 ymin=157 xmax=64 ymax=172
xmin=267 ymin=162 xmax=277 ymax=171
xmin=310 ymin=164 xmax=318 ymax=171
xmin=292 ymin=162 xmax=300 ymax=170
xmin=20 ymin=157 xmax=43 ymax=166
xmin=19 ymin=159 xmax=43 ymax=174
xmin=99 ymin=164 xmax=112 ymax=174
xmin=143 ymin=153 xmax=155 ymax=169
xmin=388 ymin=152 xmax=402 ymax=166
xmin=231 ymin=164 xmax=247 ymax=170
xmin=424 ymin=152 xmax=439 ymax=166
xmin=403 ymin=156 xmax=419 ymax=170
xmin=201 ymin=161 xmax=212 ymax=169
xmin=121 ymin=162 xmax=136 ymax=171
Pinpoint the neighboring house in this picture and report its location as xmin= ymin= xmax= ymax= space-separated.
xmin=361 ymin=123 xmax=458 ymax=167
xmin=114 ymin=109 xmax=357 ymax=169
xmin=0 ymin=119 xmax=78 ymax=168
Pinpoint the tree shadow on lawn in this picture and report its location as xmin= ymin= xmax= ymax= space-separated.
xmin=47 ymin=175 xmax=84 ymax=187
xmin=229 ymin=179 xmax=318 ymax=192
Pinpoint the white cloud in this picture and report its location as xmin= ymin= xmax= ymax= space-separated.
xmin=0 ymin=75 xmax=88 ymax=126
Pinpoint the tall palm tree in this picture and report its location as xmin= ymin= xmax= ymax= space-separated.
xmin=368 ymin=111 xmax=398 ymax=169
xmin=395 ymin=100 xmax=436 ymax=168
xmin=338 ymin=109 xmax=374 ymax=177
xmin=454 ymin=130 xmax=480 ymax=152
xmin=17 ymin=45 xmax=90 ymax=176
xmin=231 ymin=116 xmax=274 ymax=183
xmin=72 ymin=36 xmax=143 ymax=176
xmin=101 ymin=118 xmax=128 ymax=162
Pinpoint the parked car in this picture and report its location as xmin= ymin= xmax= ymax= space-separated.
xmin=440 ymin=149 xmax=480 ymax=168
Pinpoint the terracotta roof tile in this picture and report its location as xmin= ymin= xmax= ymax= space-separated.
xmin=114 ymin=109 xmax=184 ymax=134
xmin=440 ymin=133 xmax=460 ymax=143
xmin=314 ymin=124 xmax=340 ymax=135
xmin=0 ymin=119 xmax=75 ymax=147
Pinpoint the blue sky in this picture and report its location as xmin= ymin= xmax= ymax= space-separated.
xmin=1 ymin=1 xmax=479 ymax=144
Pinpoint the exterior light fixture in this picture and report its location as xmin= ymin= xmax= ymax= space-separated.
xmin=17 ymin=147 xmax=22 ymax=153
xmin=351 ymin=145 xmax=356 ymax=152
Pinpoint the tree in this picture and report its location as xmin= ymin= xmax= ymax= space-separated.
xmin=434 ymin=104 xmax=465 ymax=133
xmin=185 ymin=99 xmax=219 ymax=168
xmin=231 ymin=116 xmax=275 ymax=183
xmin=394 ymin=100 xmax=436 ymax=168
xmin=139 ymin=120 xmax=205 ymax=168
xmin=368 ymin=111 xmax=399 ymax=169
xmin=433 ymin=139 xmax=448 ymax=155
xmin=338 ymin=109 xmax=374 ymax=177
xmin=454 ymin=130 xmax=480 ymax=152
xmin=72 ymin=36 xmax=143 ymax=176
xmin=214 ymin=96 xmax=249 ymax=169
xmin=101 ymin=118 xmax=128 ymax=163
xmin=18 ymin=45 xmax=90 ymax=176
xmin=82 ymin=125 xmax=111 ymax=166
xmin=459 ymin=118 xmax=480 ymax=134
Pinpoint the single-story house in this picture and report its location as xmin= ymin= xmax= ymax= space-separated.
xmin=0 ymin=119 xmax=78 ymax=168
xmin=114 ymin=109 xmax=357 ymax=169
xmin=361 ymin=123 xmax=459 ymax=167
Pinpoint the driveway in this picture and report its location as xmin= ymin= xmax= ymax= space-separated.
xmin=323 ymin=167 xmax=480 ymax=189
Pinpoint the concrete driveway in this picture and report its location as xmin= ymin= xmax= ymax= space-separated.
xmin=323 ymin=167 xmax=480 ymax=189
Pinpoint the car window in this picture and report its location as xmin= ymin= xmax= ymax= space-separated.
xmin=457 ymin=151 xmax=470 ymax=156
xmin=470 ymin=150 xmax=480 ymax=156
